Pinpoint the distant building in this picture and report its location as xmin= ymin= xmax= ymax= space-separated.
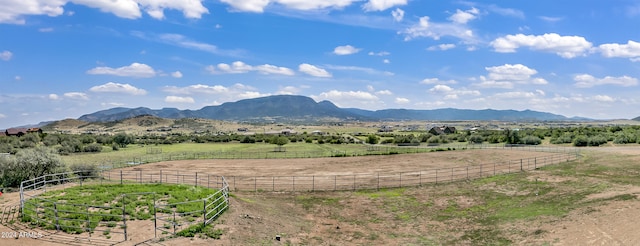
xmin=378 ymin=125 xmax=393 ymax=132
xmin=2 ymin=128 xmax=42 ymax=137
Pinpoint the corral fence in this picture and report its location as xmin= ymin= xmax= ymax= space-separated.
xmin=97 ymin=148 xmax=578 ymax=192
xmin=17 ymin=171 xmax=229 ymax=244
xmin=83 ymin=144 xmax=571 ymax=170
xmin=222 ymin=151 xmax=576 ymax=192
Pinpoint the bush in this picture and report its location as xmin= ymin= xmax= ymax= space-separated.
xmin=83 ymin=143 xmax=103 ymax=152
xmin=521 ymin=136 xmax=542 ymax=145
xmin=0 ymin=147 xmax=64 ymax=187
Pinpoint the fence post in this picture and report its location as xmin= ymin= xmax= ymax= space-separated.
xmin=120 ymin=170 xmax=123 ymax=185
xmin=54 ymin=202 xmax=60 ymax=231
xmin=272 ymin=177 xmax=275 ymax=191
xmin=435 ymin=169 xmax=438 ymax=184
xmin=480 ymin=165 xmax=482 ymax=178
xmin=377 ymin=173 xmax=380 ymax=190
xmin=399 ymin=173 xmax=402 ymax=188
xmin=160 ymin=170 xmax=162 ymax=184
xmin=254 ymin=177 xmax=257 ymax=192
xmin=312 ymin=176 xmax=315 ymax=192
xmin=334 ymin=176 xmax=337 ymax=191
xmin=466 ymin=167 xmax=469 ymax=180
xmin=153 ymin=193 xmax=157 ymax=238
xmin=195 ymin=172 xmax=198 ymax=187
xmin=292 ymin=176 xmax=295 ymax=192
xmin=203 ymin=199 xmax=207 ymax=227
xmin=350 ymin=175 xmax=357 ymax=191
xmin=535 ymin=157 xmax=537 ymax=169
xmin=123 ymin=195 xmax=127 ymax=241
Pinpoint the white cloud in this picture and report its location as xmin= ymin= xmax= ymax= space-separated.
xmin=333 ymin=45 xmax=361 ymax=55
xmin=276 ymin=86 xmax=302 ymax=95
xmin=165 ymin=96 xmax=195 ymax=103
xmin=89 ymin=82 xmax=147 ymax=95
xmin=208 ymin=61 xmax=253 ymax=74
xmin=598 ymin=40 xmax=640 ymax=61
xmin=538 ymin=16 xmax=563 ymax=22
xmin=376 ymin=90 xmax=393 ymax=95
xmin=448 ymin=8 xmax=479 ymax=24
xmin=0 ymin=0 xmax=208 ymax=24
xmin=395 ymin=97 xmax=410 ymax=104
xmin=485 ymin=64 xmax=538 ymax=81
xmin=86 ymin=62 xmax=157 ymax=78
xmin=427 ymin=43 xmax=456 ymax=51
xmin=0 ymin=50 xmax=13 ymax=61
xmin=299 ymin=63 xmax=332 ymax=77
xmin=0 ymin=113 xmax=5 ymax=119
xmin=101 ymin=102 xmax=125 ymax=107
xmin=171 ymin=71 xmax=183 ymax=78
xmin=471 ymin=64 xmax=548 ymax=89
xmin=490 ymin=33 xmax=593 ymax=58
xmin=363 ymin=0 xmax=407 ymax=11
xmin=368 ymin=51 xmax=390 ymax=56
xmin=324 ymin=65 xmax=394 ymax=76
xmin=429 ymin=85 xmax=454 ymax=93
xmin=592 ymin=95 xmax=615 ymax=102
xmin=132 ymin=32 xmax=242 ymax=57
xmin=64 ymin=92 xmax=89 ymax=100
xmin=254 ymin=64 xmax=295 ymax=75
xmin=573 ymin=74 xmax=638 ymax=88
xmin=220 ymin=0 xmax=358 ymax=13
xmin=163 ymin=84 xmax=229 ymax=95
xmin=391 ymin=8 xmax=404 ymax=22
xmin=48 ymin=94 xmax=60 ymax=100
xmin=421 ymin=78 xmax=457 ymax=84
xmin=474 ymin=79 xmax=514 ymax=89
xmin=163 ymin=83 xmax=270 ymax=105
xmin=207 ymin=61 xmax=294 ymax=75
xmin=383 ymin=59 xmax=390 ymax=64
xmin=311 ymin=90 xmax=380 ymax=108
xmin=400 ymin=16 xmax=475 ymax=42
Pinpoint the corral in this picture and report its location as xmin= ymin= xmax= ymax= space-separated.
xmin=1 ymin=146 xmax=639 ymax=245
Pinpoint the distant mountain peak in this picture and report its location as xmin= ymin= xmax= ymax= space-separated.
xmin=76 ymin=95 xmax=577 ymax=123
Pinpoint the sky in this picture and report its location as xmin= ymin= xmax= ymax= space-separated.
xmin=1 ymin=0 xmax=640 ymax=128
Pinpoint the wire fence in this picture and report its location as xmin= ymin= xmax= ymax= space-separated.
xmin=89 ymin=144 xmax=576 ymax=170
xmin=99 ymin=150 xmax=578 ymax=192
xmin=18 ymin=171 xmax=229 ymax=245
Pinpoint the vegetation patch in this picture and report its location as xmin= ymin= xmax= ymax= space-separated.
xmin=21 ymin=183 xmax=226 ymax=235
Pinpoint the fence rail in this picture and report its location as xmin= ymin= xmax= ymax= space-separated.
xmin=83 ymin=144 xmax=576 ymax=171
xmin=98 ymin=151 xmax=577 ymax=192
xmin=18 ymin=171 xmax=229 ymax=244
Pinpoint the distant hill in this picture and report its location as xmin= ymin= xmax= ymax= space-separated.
xmin=77 ymin=95 xmax=576 ymax=123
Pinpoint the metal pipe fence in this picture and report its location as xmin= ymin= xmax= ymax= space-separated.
xmin=96 ymin=150 xmax=577 ymax=192
xmin=18 ymin=171 xmax=230 ymax=244
xmin=87 ymin=144 xmax=577 ymax=171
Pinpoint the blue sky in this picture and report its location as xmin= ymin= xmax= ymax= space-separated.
xmin=1 ymin=0 xmax=640 ymax=128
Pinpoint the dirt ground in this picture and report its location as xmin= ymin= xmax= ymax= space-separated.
xmin=119 ymin=149 xmax=550 ymax=176
xmin=1 ymin=147 xmax=639 ymax=245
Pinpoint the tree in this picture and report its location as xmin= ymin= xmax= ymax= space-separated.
xmin=366 ymin=134 xmax=380 ymax=144
xmin=0 ymin=147 xmax=64 ymax=187
xmin=270 ymin=136 xmax=289 ymax=152
xmin=113 ymin=133 xmax=134 ymax=148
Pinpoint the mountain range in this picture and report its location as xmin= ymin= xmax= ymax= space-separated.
xmin=76 ymin=95 xmax=590 ymax=123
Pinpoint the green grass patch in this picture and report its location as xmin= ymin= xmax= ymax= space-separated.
xmin=21 ymin=183 xmax=227 ymax=235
